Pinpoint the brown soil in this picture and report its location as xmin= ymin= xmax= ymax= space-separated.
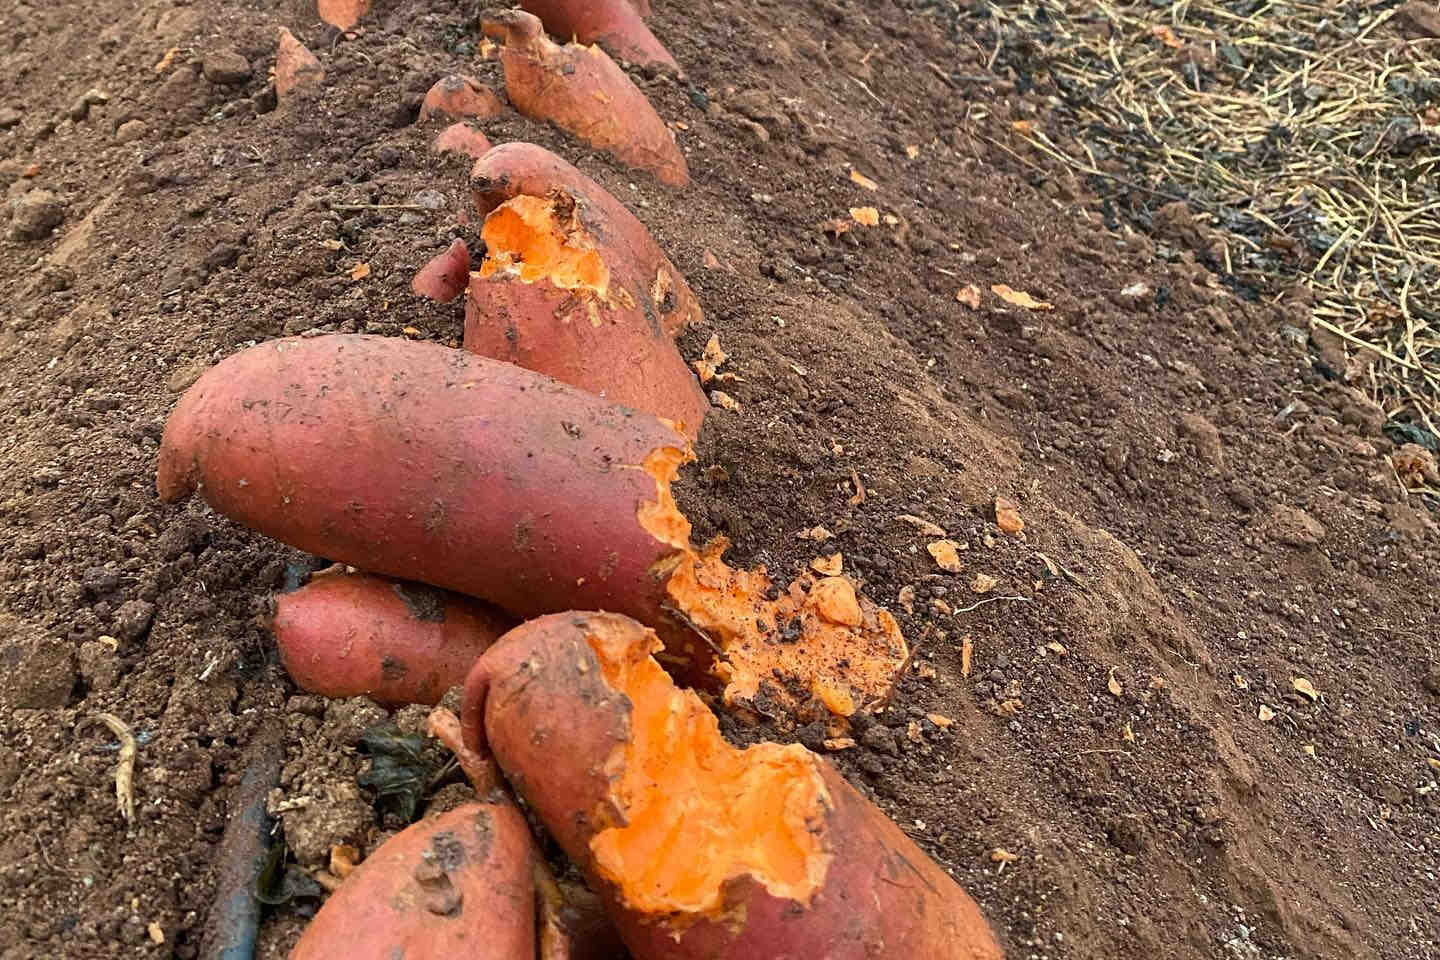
xmin=1 ymin=1 xmax=1437 ymax=958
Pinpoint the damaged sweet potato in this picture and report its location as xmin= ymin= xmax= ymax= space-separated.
xmin=157 ymin=334 xmax=904 ymax=718
xmin=519 ymin=0 xmax=679 ymax=73
xmin=412 ymin=238 xmax=471 ymax=303
xmin=156 ymin=335 xmax=692 ymax=627
xmin=483 ymin=10 xmax=688 ymax=187
xmin=462 ymin=612 xmax=1006 ymax=960
xmin=471 ymin=142 xmax=703 ymax=337
xmin=289 ymin=801 xmax=537 ymax=959
xmin=465 ymin=192 xmax=708 ymax=439
xmin=269 ymin=571 xmax=514 ymax=705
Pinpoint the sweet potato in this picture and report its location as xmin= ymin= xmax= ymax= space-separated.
xmin=158 ymin=334 xmax=904 ymax=718
xmin=518 ymin=0 xmax=679 ymax=73
xmin=289 ymin=802 xmax=537 ymax=959
xmin=317 ymin=0 xmax=368 ymax=30
xmin=483 ymin=10 xmax=688 ymax=187
xmin=432 ymin=122 xmax=494 ymax=162
xmin=465 ymin=192 xmax=708 ymax=439
xmin=470 ymin=142 xmax=703 ymax=338
xmin=275 ymin=28 xmax=324 ymax=101
xmin=462 ymin=612 xmax=1006 ymax=960
xmin=419 ymin=75 xmax=504 ymax=122
xmin=412 ymin=238 xmax=471 ymax=303
xmin=269 ymin=571 xmax=514 ymax=705
xmin=157 ymin=334 xmax=690 ymax=627
xmin=426 ymin=708 xmax=630 ymax=960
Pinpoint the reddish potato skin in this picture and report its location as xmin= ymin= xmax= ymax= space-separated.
xmin=270 ymin=572 xmax=514 ymax=705
xmin=412 ymin=238 xmax=472 ymax=302
xmin=156 ymin=335 xmax=687 ymax=626
xmin=464 ymin=259 xmax=708 ymax=440
xmin=464 ymin=613 xmax=1006 ymax=960
xmin=470 ymin=143 xmax=703 ymax=337
xmin=484 ymin=11 xmax=688 ymax=187
xmin=518 ymin=0 xmax=679 ymax=72
xmin=290 ymin=802 xmax=536 ymax=960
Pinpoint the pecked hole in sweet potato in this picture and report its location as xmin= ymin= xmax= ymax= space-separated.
xmin=637 ymin=446 xmax=908 ymax=717
xmin=582 ymin=617 xmax=834 ymax=917
xmin=479 ymin=194 xmax=609 ymax=295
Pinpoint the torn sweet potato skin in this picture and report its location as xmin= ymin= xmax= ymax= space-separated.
xmin=471 ymin=142 xmax=703 ymax=337
xmin=483 ymin=11 xmax=688 ymax=187
xmin=289 ymin=802 xmax=536 ymax=960
xmin=519 ymin=0 xmax=679 ymax=72
xmin=465 ymin=193 xmax=708 ymax=439
xmin=156 ymin=335 xmax=692 ymax=627
xmin=462 ymin=612 xmax=1005 ymax=960
xmin=269 ymin=571 xmax=514 ymax=705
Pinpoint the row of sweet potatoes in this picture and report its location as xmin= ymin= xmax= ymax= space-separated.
xmin=161 ymin=7 xmax=1008 ymax=956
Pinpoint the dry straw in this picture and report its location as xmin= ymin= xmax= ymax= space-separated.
xmin=978 ymin=1 xmax=1440 ymax=431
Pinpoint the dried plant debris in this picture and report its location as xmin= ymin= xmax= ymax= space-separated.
xmin=966 ymin=1 xmax=1440 ymax=434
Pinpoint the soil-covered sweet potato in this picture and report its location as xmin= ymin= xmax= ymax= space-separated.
xmin=483 ymin=11 xmax=688 ymax=187
xmin=158 ymin=334 xmax=905 ymax=718
xmin=465 ymin=192 xmax=708 ymax=439
xmin=518 ymin=0 xmax=678 ymax=73
xmin=157 ymin=334 xmax=690 ymax=625
xmin=462 ymin=612 xmax=1005 ymax=960
xmin=289 ymin=802 xmax=536 ymax=960
xmin=419 ymin=74 xmax=504 ymax=122
xmin=470 ymin=142 xmax=703 ymax=337
xmin=270 ymin=571 xmax=514 ymax=705
xmin=412 ymin=237 xmax=471 ymax=303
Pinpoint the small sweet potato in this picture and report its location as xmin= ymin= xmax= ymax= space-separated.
xmin=158 ymin=334 xmax=905 ymax=717
xmin=289 ymin=802 xmax=537 ymax=960
xmin=317 ymin=0 xmax=369 ymax=30
xmin=483 ymin=10 xmax=688 ymax=187
xmin=465 ymin=192 xmax=708 ymax=438
xmin=412 ymin=237 xmax=471 ymax=303
xmin=275 ymin=28 xmax=324 ymax=101
xmin=462 ymin=612 xmax=1005 ymax=960
xmin=470 ymin=142 xmax=703 ymax=337
xmin=419 ymin=74 xmax=504 ymax=122
xmin=432 ymin=122 xmax=494 ymax=162
xmin=270 ymin=571 xmax=514 ymax=705
xmin=518 ymin=0 xmax=679 ymax=72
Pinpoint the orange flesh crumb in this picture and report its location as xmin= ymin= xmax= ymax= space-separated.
xmin=639 ymin=448 xmax=908 ymax=716
xmin=584 ymin=619 xmax=833 ymax=916
xmin=479 ymin=194 xmax=610 ymax=294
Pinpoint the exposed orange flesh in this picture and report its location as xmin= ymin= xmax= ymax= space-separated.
xmin=638 ymin=448 xmax=908 ymax=716
xmin=479 ymin=194 xmax=610 ymax=295
xmin=583 ymin=618 xmax=834 ymax=917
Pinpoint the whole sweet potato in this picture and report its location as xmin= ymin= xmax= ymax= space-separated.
xmin=290 ymin=802 xmax=536 ymax=959
xmin=470 ymin=142 xmax=703 ymax=337
xmin=270 ymin=571 xmax=514 ymax=705
xmin=158 ymin=335 xmax=905 ymax=717
xmin=462 ymin=612 xmax=1006 ymax=960
xmin=465 ymin=192 xmax=708 ymax=438
xmin=519 ymin=0 xmax=678 ymax=72
xmin=483 ymin=10 xmax=688 ymax=187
